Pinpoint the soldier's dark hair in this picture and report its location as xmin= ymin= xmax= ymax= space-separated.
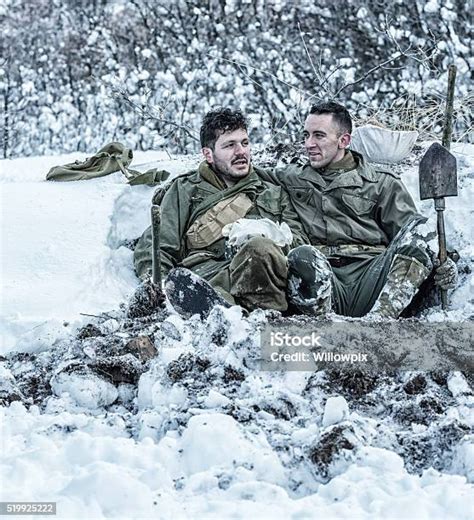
xmin=200 ymin=108 xmax=249 ymax=149
xmin=308 ymin=101 xmax=352 ymax=135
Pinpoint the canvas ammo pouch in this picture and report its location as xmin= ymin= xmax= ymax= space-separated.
xmin=186 ymin=193 xmax=253 ymax=249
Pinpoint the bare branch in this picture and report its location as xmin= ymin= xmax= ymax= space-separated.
xmin=297 ymin=22 xmax=330 ymax=94
xmin=108 ymin=80 xmax=199 ymax=143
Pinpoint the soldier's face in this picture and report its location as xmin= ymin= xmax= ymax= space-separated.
xmin=304 ymin=114 xmax=350 ymax=169
xmin=202 ymin=128 xmax=251 ymax=183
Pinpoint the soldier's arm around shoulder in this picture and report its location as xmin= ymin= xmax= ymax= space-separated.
xmin=376 ymin=169 xmax=419 ymax=240
xmin=254 ymin=166 xmax=281 ymax=185
xmin=255 ymin=163 xmax=299 ymax=187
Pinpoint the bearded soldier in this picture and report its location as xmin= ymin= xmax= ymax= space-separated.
xmin=134 ymin=108 xmax=309 ymax=317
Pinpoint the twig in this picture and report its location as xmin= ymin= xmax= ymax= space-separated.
xmin=297 ymin=22 xmax=330 ymax=94
xmin=109 ymin=81 xmax=199 ymax=142
xmin=80 ymin=312 xmax=116 ymax=320
xmin=320 ymin=65 xmax=343 ymax=89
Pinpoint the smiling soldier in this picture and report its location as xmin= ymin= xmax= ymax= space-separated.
xmin=134 ymin=108 xmax=308 ymax=317
xmin=259 ymin=101 xmax=458 ymax=318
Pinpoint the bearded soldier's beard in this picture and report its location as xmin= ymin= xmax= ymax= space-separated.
xmin=213 ymin=154 xmax=250 ymax=181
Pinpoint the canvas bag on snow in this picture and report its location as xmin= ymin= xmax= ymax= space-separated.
xmin=46 ymin=142 xmax=170 ymax=185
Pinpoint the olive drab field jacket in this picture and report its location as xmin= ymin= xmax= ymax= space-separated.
xmin=258 ymin=150 xmax=418 ymax=251
xmin=134 ymin=162 xmax=308 ymax=280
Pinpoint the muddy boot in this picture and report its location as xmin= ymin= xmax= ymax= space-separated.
xmin=287 ymin=245 xmax=332 ymax=316
xmin=367 ymin=254 xmax=431 ymax=319
xmin=165 ymin=268 xmax=231 ymax=319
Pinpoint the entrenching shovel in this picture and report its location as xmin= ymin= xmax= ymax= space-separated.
xmin=419 ymin=65 xmax=458 ymax=310
xmin=419 ymin=144 xmax=457 ymax=307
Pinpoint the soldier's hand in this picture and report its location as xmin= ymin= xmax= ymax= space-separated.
xmin=433 ymin=257 xmax=458 ymax=290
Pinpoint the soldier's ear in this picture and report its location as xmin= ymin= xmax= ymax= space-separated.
xmin=202 ymin=147 xmax=214 ymax=164
xmin=339 ymin=133 xmax=351 ymax=149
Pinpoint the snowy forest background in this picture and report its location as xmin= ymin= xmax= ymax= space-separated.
xmin=1 ymin=0 xmax=472 ymax=160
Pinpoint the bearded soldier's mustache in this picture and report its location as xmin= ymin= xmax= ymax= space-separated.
xmin=232 ymin=156 xmax=248 ymax=165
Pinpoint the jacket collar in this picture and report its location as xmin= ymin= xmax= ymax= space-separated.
xmin=298 ymin=150 xmax=378 ymax=190
xmin=197 ymin=161 xmax=259 ymax=190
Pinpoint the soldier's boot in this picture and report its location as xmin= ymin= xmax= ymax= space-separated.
xmin=229 ymin=236 xmax=288 ymax=312
xmin=165 ymin=268 xmax=231 ymax=319
xmin=366 ymin=254 xmax=431 ymax=319
xmin=287 ymin=245 xmax=332 ymax=316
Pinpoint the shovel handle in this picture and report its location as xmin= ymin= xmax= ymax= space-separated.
xmin=151 ymin=205 xmax=162 ymax=287
xmin=435 ymin=199 xmax=448 ymax=310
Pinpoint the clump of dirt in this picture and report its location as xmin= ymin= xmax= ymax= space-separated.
xmin=403 ymin=373 xmax=427 ymax=394
xmin=325 ymin=369 xmax=380 ymax=399
xmin=308 ymin=425 xmax=357 ymax=480
xmin=0 ymin=379 xmax=23 ymax=406
xmin=91 ymin=354 xmax=146 ymax=384
xmin=252 ymin=397 xmax=297 ymax=421
xmin=392 ymin=396 xmax=445 ymax=426
xmin=77 ymin=324 xmax=103 ymax=340
xmin=166 ymin=353 xmax=212 ymax=388
xmin=223 ymin=365 xmax=246 ymax=384
xmin=397 ymin=420 xmax=471 ymax=474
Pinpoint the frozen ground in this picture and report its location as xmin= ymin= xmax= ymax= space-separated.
xmin=0 ymin=144 xmax=473 ymax=519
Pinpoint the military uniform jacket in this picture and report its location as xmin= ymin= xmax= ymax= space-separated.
xmin=259 ymin=151 xmax=418 ymax=251
xmin=134 ymin=161 xmax=308 ymax=280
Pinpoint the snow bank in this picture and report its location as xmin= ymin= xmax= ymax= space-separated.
xmin=0 ymin=152 xmax=198 ymax=353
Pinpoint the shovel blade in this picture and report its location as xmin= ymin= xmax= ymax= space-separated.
xmin=419 ymin=143 xmax=457 ymax=200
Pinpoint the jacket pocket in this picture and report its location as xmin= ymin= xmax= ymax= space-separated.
xmin=341 ymin=193 xmax=376 ymax=215
xmin=288 ymin=187 xmax=312 ymax=205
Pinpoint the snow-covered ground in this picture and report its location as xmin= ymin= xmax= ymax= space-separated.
xmin=0 ymin=151 xmax=198 ymax=353
xmin=0 ymin=145 xmax=473 ymax=519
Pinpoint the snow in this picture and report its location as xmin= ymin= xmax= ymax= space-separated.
xmin=447 ymin=373 xmax=472 ymax=397
xmin=203 ymin=389 xmax=231 ymax=408
xmin=322 ymin=396 xmax=349 ymax=427
xmin=1 ymin=146 xmax=473 ymax=518
xmin=223 ymin=217 xmax=293 ymax=248
xmin=424 ymin=0 xmax=440 ymax=14
xmin=51 ymin=370 xmax=119 ymax=409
